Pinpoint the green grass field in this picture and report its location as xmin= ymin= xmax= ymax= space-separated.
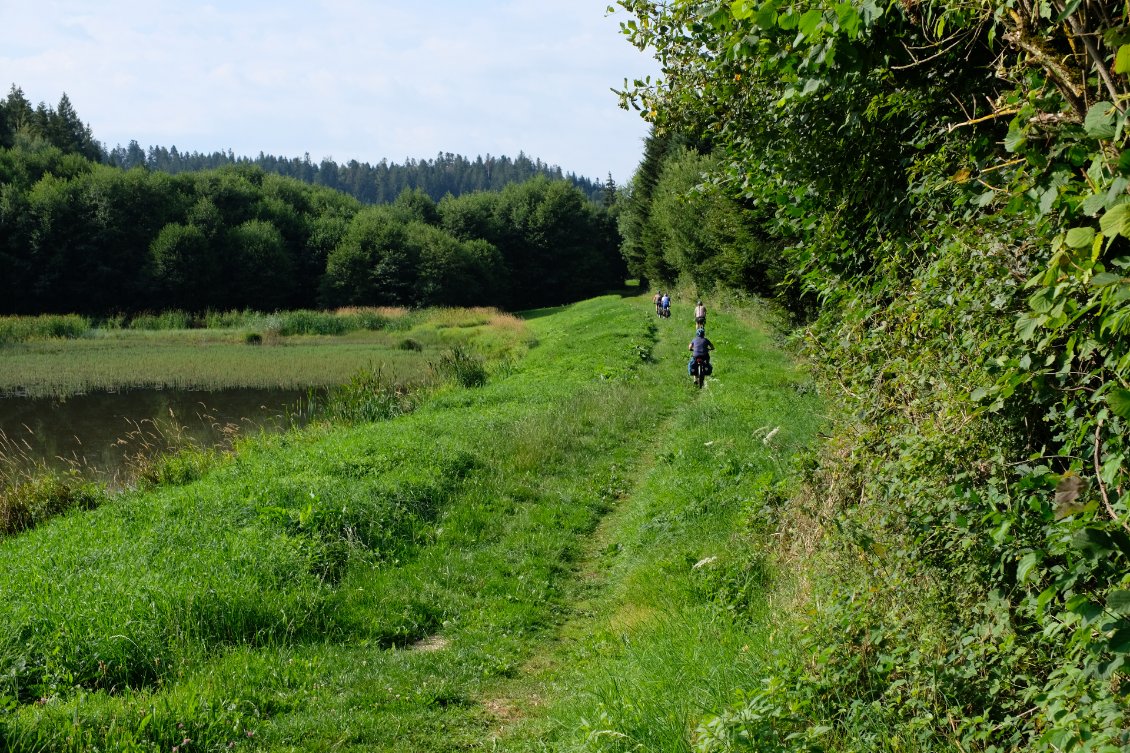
xmin=0 ymin=294 xmax=823 ymax=751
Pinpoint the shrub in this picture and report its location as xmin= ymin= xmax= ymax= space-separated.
xmin=431 ymin=345 xmax=487 ymax=388
xmin=399 ymin=338 xmax=423 ymax=351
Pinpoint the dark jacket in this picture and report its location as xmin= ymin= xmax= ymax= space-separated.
xmin=689 ymin=336 xmax=714 ymax=357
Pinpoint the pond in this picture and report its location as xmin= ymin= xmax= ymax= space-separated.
xmin=0 ymin=387 xmax=312 ymax=485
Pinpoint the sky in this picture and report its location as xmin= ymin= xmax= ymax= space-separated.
xmin=0 ymin=1 xmax=658 ymax=184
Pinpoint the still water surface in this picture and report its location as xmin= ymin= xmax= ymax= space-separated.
xmin=0 ymin=387 xmax=311 ymax=483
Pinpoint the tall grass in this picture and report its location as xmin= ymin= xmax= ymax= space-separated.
xmin=126 ymin=310 xmax=194 ymax=330
xmin=0 ymin=307 xmax=489 ymax=347
xmin=0 ymin=314 xmax=90 ymax=345
xmin=430 ymin=345 xmax=489 ymax=388
xmin=0 ymin=431 xmax=107 ymax=538
xmin=307 ymin=365 xmax=418 ymax=424
xmin=197 ymin=307 xmax=409 ymax=334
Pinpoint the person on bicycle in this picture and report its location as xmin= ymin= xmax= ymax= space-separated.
xmin=688 ymin=327 xmax=714 ymax=375
xmin=694 ymin=300 xmax=706 ymax=327
xmin=660 ymin=293 xmax=671 ymax=318
xmin=653 ymin=290 xmax=663 ymax=316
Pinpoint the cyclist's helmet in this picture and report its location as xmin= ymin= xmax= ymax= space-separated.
xmin=696 ymin=328 xmax=705 ymax=337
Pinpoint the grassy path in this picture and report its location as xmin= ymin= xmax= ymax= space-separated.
xmin=0 ymin=294 xmax=822 ymax=752
xmin=491 ymin=299 xmax=824 ymax=752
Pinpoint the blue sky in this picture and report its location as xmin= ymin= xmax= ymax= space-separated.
xmin=0 ymin=1 xmax=657 ymax=183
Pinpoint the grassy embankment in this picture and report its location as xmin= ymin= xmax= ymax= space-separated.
xmin=0 ymin=294 xmax=823 ymax=751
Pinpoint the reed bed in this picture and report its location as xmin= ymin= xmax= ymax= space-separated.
xmin=0 ymin=314 xmax=91 ymax=344
xmin=1 ymin=308 xmax=530 ymax=398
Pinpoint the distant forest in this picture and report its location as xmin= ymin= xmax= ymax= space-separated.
xmin=106 ymin=144 xmax=610 ymax=205
xmin=0 ymin=85 xmax=609 ymax=204
xmin=0 ymin=85 xmax=626 ymax=315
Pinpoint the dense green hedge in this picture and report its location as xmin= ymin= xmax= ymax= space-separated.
xmin=614 ymin=0 xmax=1130 ymax=749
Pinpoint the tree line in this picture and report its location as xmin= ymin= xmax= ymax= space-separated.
xmin=105 ymin=144 xmax=610 ymax=204
xmin=0 ymin=144 xmax=624 ymax=316
xmin=614 ymin=0 xmax=1129 ymax=749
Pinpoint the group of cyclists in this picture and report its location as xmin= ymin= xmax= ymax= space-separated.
xmin=652 ymin=291 xmax=715 ymax=383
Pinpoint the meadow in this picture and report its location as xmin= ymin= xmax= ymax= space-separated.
xmin=0 ymin=294 xmax=824 ymax=751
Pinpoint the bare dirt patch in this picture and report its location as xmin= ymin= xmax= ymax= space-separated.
xmin=409 ymin=635 xmax=450 ymax=652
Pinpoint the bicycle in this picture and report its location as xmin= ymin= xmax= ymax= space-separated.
xmin=690 ymin=356 xmax=710 ymax=388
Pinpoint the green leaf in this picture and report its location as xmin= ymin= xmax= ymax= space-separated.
xmin=1100 ymin=203 xmax=1130 ymax=237
xmin=1106 ymin=176 xmax=1130 ymax=209
xmin=1082 ymin=192 xmax=1108 ymax=217
xmin=1090 ymin=272 xmax=1123 ymax=287
xmin=1107 ymin=388 xmax=1130 ymax=419
xmin=859 ymin=0 xmax=881 ymax=24
xmin=1110 ymin=590 xmax=1130 ymax=615
xmin=798 ymin=8 xmax=823 ymax=37
xmin=1117 ymin=45 xmax=1130 ymax=74
xmin=835 ymin=2 xmax=861 ymax=37
xmin=1110 ymin=625 xmax=1130 ymax=654
xmin=1017 ymin=551 xmax=1042 ymax=583
xmin=1055 ymin=0 xmax=1083 ymax=20
xmin=755 ymin=3 xmax=777 ymax=29
xmin=1038 ymin=185 xmax=1058 ymax=215
xmin=1028 ymin=287 xmax=1057 ymax=313
xmin=1085 ymin=102 xmax=1117 ymax=140
xmin=1016 ymin=313 xmax=1044 ymax=340
xmin=1004 ymin=122 xmax=1027 ymax=153
xmin=1066 ymin=226 xmax=1096 ymax=249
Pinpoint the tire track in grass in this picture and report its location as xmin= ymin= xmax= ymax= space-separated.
xmin=207 ymin=295 xmax=680 ymax=751
xmin=477 ymin=301 xmax=716 ymax=743
xmin=485 ymin=299 xmax=825 ymax=752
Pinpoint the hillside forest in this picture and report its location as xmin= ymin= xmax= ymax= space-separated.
xmin=0 ymin=86 xmax=624 ymax=315
xmin=612 ymin=0 xmax=1130 ymax=749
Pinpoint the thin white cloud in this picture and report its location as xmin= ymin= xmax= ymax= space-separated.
xmin=0 ymin=0 xmax=654 ymax=182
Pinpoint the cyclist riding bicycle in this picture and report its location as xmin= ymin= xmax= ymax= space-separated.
xmin=688 ymin=327 xmax=714 ymax=376
xmin=694 ymin=300 xmax=706 ymax=327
